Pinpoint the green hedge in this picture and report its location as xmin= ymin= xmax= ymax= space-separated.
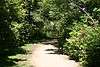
xmin=64 ymin=23 xmax=100 ymax=67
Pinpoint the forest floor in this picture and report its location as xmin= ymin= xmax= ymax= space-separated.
xmin=31 ymin=39 xmax=80 ymax=67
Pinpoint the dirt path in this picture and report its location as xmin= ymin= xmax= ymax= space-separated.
xmin=31 ymin=40 xmax=80 ymax=67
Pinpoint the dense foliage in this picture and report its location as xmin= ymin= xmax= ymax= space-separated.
xmin=0 ymin=0 xmax=100 ymax=67
xmin=64 ymin=24 xmax=100 ymax=67
xmin=55 ymin=0 xmax=100 ymax=67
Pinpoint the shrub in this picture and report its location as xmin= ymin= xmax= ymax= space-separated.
xmin=64 ymin=23 xmax=100 ymax=67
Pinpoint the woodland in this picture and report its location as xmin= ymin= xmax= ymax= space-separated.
xmin=0 ymin=0 xmax=100 ymax=67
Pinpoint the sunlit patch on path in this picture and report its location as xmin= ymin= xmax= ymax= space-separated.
xmin=31 ymin=40 xmax=80 ymax=67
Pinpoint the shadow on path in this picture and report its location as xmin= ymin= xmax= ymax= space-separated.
xmin=32 ymin=40 xmax=80 ymax=67
xmin=0 ymin=47 xmax=27 ymax=67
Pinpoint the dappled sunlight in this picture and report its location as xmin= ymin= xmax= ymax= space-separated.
xmin=32 ymin=42 xmax=80 ymax=67
xmin=0 ymin=0 xmax=99 ymax=67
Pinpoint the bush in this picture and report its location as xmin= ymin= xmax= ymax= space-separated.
xmin=63 ymin=23 xmax=100 ymax=67
xmin=11 ymin=22 xmax=37 ymax=44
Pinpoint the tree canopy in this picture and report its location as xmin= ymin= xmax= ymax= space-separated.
xmin=0 ymin=0 xmax=100 ymax=67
